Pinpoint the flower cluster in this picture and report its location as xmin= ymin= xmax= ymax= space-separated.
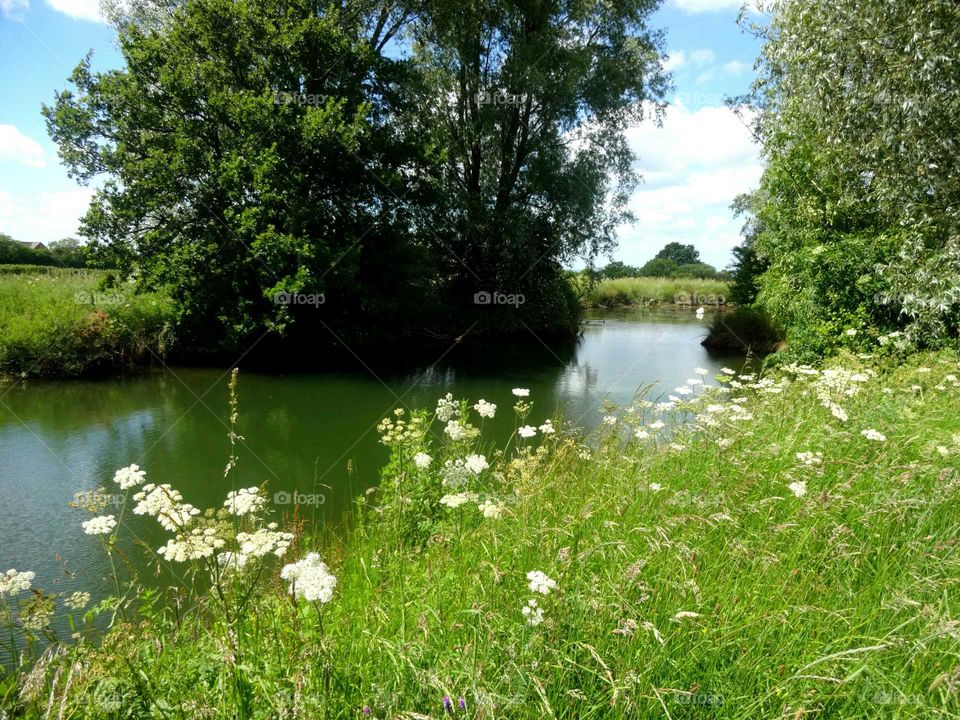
xmin=280 ymin=553 xmax=337 ymax=603
xmin=223 ymin=487 xmax=266 ymax=517
xmin=113 ymin=464 xmax=147 ymax=490
xmin=527 ymin=570 xmax=557 ymax=595
xmin=473 ymin=399 xmax=496 ymax=419
xmin=236 ymin=524 xmax=294 ymax=558
xmin=133 ymin=483 xmax=200 ymax=532
xmin=0 ymin=568 xmax=35 ymax=597
xmin=158 ymin=528 xmax=226 ymax=562
xmin=82 ymin=514 xmax=117 ymax=536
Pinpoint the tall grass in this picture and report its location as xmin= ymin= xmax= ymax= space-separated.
xmin=0 ymin=270 xmax=175 ymax=377
xmin=2 ymin=351 xmax=960 ymax=718
xmin=578 ymin=276 xmax=730 ymax=308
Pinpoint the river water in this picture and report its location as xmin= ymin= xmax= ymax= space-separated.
xmin=0 ymin=308 xmax=747 ymax=606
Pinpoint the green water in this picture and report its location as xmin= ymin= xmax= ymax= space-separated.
xmin=0 ymin=308 xmax=748 ymax=603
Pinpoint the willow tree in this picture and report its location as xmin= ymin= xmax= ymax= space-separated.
xmin=742 ymin=0 xmax=960 ymax=354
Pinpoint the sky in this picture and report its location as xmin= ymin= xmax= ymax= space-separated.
xmin=0 ymin=0 xmax=764 ymax=271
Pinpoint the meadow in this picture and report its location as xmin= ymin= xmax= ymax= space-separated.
xmin=576 ymin=276 xmax=730 ymax=309
xmin=2 ymin=345 xmax=958 ymax=718
xmin=0 ymin=268 xmax=175 ymax=377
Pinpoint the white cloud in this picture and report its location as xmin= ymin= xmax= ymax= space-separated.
xmin=616 ymin=102 xmax=763 ymax=268
xmin=723 ymin=60 xmax=750 ymax=75
xmin=0 ymin=125 xmax=47 ymax=168
xmin=0 ymin=0 xmax=29 ymax=19
xmin=689 ymin=49 xmax=716 ymax=66
xmin=663 ymin=50 xmax=686 ymax=72
xmin=672 ymin=0 xmax=743 ymax=13
xmin=0 ymin=188 xmax=95 ymax=244
xmin=45 ymin=0 xmax=105 ymax=22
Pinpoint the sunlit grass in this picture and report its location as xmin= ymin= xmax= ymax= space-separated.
xmin=578 ymin=276 xmax=730 ymax=308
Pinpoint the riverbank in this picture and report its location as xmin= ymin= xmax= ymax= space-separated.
xmin=3 ymin=349 xmax=958 ymax=718
xmin=576 ymin=276 xmax=729 ymax=308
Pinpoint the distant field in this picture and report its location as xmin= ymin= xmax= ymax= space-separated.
xmin=577 ymin=276 xmax=730 ymax=308
xmin=0 ymin=265 xmax=175 ymax=377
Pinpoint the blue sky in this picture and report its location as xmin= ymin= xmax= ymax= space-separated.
xmin=0 ymin=0 xmax=763 ymax=270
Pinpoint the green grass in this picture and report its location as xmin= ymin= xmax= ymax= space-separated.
xmin=577 ymin=276 xmax=730 ymax=308
xmin=0 ymin=269 xmax=176 ymax=377
xmin=3 ymin=352 xmax=960 ymax=718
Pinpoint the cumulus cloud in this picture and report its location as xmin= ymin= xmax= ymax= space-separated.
xmin=723 ymin=60 xmax=750 ymax=75
xmin=0 ymin=188 xmax=95 ymax=244
xmin=0 ymin=125 xmax=47 ymax=168
xmin=0 ymin=0 xmax=29 ymax=19
xmin=616 ymin=102 xmax=762 ymax=268
xmin=45 ymin=0 xmax=105 ymax=22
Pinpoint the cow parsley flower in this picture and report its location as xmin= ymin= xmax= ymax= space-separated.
xmin=439 ymin=492 xmax=476 ymax=509
xmin=442 ymin=459 xmax=471 ymax=488
xmin=64 ymin=591 xmax=90 ymax=610
xmin=473 ymin=399 xmax=496 ymax=419
xmin=478 ymin=499 xmax=503 ymax=519
xmin=721 ymin=367 xmax=736 ymax=375
xmin=216 ymin=551 xmax=248 ymax=573
xmin=413 ymin=452 xmax=432 ymax=469
xmin=527 ymin=570 xmax=556 ymax=595
xmin=861 ymin=429 xmax=887 ymax=442
xmin=795 ymin=451 xmax=823 ymax=466
xmin=512 ymin=388 xmax=530 ymax=397
xmin=694 ymin=367 xmax=708 ymax=375
xmin=788 ymin=481 xmax=807 ymax=498
xmin=829 ymin=404 xmax=848 ymax=422
xmin=464 ymin=454 xmax=489 ymax=474
xmin=538 ymin=419 xmax=555 ymax=434
xmin=82 ymin=514 xmax=117 ymax=536
xmin=0 ymin=569 xmax=35 ymax=597
xmin=444 ymin=420 xmax=478 ymax=441
xmin=635 ymin=429 xmax=649 ymax=439
xmin=158 ymin=527 xmax=226 ymax=562
xmin=649 ymin=420 xmax=665 ymax=430
xmin=236 ymin=525 xmax=294 ymax=557
xmin=602 ymin=415 xmax=617 ymax=426
xmin=518 ymin=425 xmax=537 ymax=438
xmin=280 ymin=553 xmax=337 ymax=603
xmin=113 ymin=464 xmax=147 ymax=490
xmin=675 ymin=386 xmax=693 ymax=396
xmin=436 ymin=393 xmax=458 ymax=422
xmin=133 ymin=484 xmax=200 ymax=531
xmin=522 ymin=598 xmax=544 ymax=626
xmin=223 ymin=487 xmax=265 ymax=517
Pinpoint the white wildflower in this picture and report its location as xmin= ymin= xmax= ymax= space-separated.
xmin=280 ymin=553 xmax=337 ymax=603
xmin=478 ymin=500 xmax=503 ymax=519
xmin=844 ymin=328 xmax=857 ymax=336
xmin=132 ymin=483 xmax=200 ymax=531
xmin=721 ymin=367 xmax=736 ymax=375
xmin=64 ymin=591 xmax=90 ymax=610
xmin=223 ymin=487 xmax=265 ymax=517
xmin=464 ymin=454 xmax=489 ymax=474
xmin=788 ymin=481 xmax=807 ymax=498
xmin=439 ymin=492 xmax=476 ymax=509
xmin=413 ymin=452 xmax=432 ymax=469
xmin=694 ymin=367 xmax=708 ymax=375
xmin=158 ymin=527 xmax=226 ymax=562
xmin=649 ymin=482 xmax=662 ymax=492
xmin=82 ymin=514 xmax=117 ymax=536
xmin=538 ymin=419 xmax=555 ymax=434
xmin=236 ymin=525 xmax=294 ymax=557
xmin=518 ymin=425 xmax=537 ymax=438
xmin=527 ymin=570 xmax=557 ymax=595
xmin=861 ymin=429 xmax=887 ymax=442
xmin=442 ymin=459 xmax=471 ymax=488
xmin=635 ymin=429 xmax=649 ymax=440
xmin=829 ymin=404 xmax=848 ymax=422
xmin=113 ymin=464 xmax=146 ymax=490
xmin=602 ymin=415 xmax=617 ymax=426
xmin=435 ymin=393 xmax=458 ymax=422
xmin=512 ymin=388 xmax=530 ymax=397
xmin=0 ymin=569 xmax=35 ymax=597
xmin=795 ymin=451 xmax=822 ymax=466
xmin=216 ymin=551 xmax=248 ymax=573
xmin=473 ymin=399 xmax=497 ymax=419
xmin=675 ymin=386 xmax=693 ymax=396
xmin=649 ymin=420 xmax=665 ymax=430
xmin=522 ymin=598 xmax=544 ymax=626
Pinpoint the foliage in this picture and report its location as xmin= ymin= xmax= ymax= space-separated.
xmin=43 ymin=0 xmax=669 ymax=350
xmin=654 ymin=241 xmax=700 ymax=265
xmin=741 ymin=0 xmax=960 ymax=355
xmin=0 ymin=271 xmax=175 ymax=376
xmin=0 ymin=235 xmax=55 ymax=266
xmin=3 ymin=353 xmax=960 ymax=717
xmin=47 ymin=238 xmax=93 ymax=268
xmin=578 ymin=275 xmax=728 ymax=308
xmin=596 ymin=260 xmax=643 ymax=279
xmin=701 ymin=306 xmax=783 ymax=355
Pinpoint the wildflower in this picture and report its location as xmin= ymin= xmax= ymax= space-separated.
xmin=602 ymin=415 xmax=616 ymax=426
xmin=158 ymin=527 xmax=226 ymax=562
xmin=464 ymin=454 xmax=489 ymax=474
xmin=539 ymin=419 xmax=556 ymax=434
xmin=280 ymin=553 xmax=337 ymax=603
xmin=236 ymin=525 xmax=294 ymax=557
xmin=672 ymin=611 xmax=701 ymax=621
xmin=223 ymin=487 xmax=265 ymax=517
xmin=133 ymin=484 xmax=200 ymax=532
xmin=362 ymin=707 xmax=372 ymax=716
xmin=442 ymin=459 xmax=471 ymax=488
xmin=442 ymin=696 xmax=453 ymax=714
xmin=0 ymin=569 xmax=35 ymax=597
xmin=936 ymin=446 xmax=949 ymax=457
xmin=861 ymin=429 xmax=887 ymax=442
xmin=444 ymin=420 xmax=474 ymax=441
xmin=478 ymin=499 xmax=503 ymax=519
xmin=694 ymin=367 xmax=708 ymax=375
xmin=459 ymin=698 xmax=467 ymax=712
xmin=439 ymin=492 xmax=476 ymax=509
xmin=413 ymin=452 xmax=432 ymax=469
xmin=113 ymin=464 xmax=146 ymax=490
xmin=436 ymin=393 xmax=458 ymax=422
xmin=512 ymin=388 xmax=530 ymax=397
xmin=721 ymin=367 xmax=736 ymax=375
xmin=473 ymin=399 xmax=497 ymax=418
xmin=649 ymin=482 xmax=662 ymax=492
xmin=64 ymin=591 xmax=90 ymax=610
xmin=216 ymin=551 xmax=248 ymax=573
xmin=635 ymin=429 xmax=649 ymax=439
xmin=527 ymin=570 xmax=557 ymax=595
xmin=518 ymin=425 xmax=537 ymax=438
xmin=675 ymin=386 xmax=693 ymax=395
xmin=522 ymin=598 xmax=544 ymax=626
xmin=82 ymin=514 xmax=117 ymax=536
xmin=649 ymin=420 xmax=665 ymax=430
xmin=717 ymin=438 xmax=734 ymax=448
xmin=795 ymin=451 xmax=823 ymax=466
xmin=845 ymin=328 xmax=857 ymax=336
xmin=829 ymin=404 xmax=848 ymax=422
xmin=788 ymin=481 xmax=807 ymax=498
xmin=686 ymin=378 xmax=703 ymax=386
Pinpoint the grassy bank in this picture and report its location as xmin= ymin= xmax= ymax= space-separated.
xmin=3 ymin=350 xmax=960 ymax=718
xmin=0 ymin=268 xmax=176 ymax=377
xmin=576 ymin=276 xmax=729 ymax=308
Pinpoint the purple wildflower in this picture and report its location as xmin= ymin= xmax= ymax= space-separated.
xmin=362 ymin=707 xmax=371 ymax=716
xmin=459 ymin=696 xmax=467 ymax=711
xmin=442 ymin=695 xmax=453 ymax=713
